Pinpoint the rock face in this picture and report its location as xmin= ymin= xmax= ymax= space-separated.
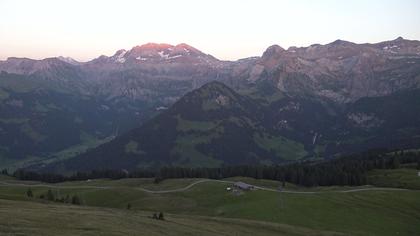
xmin=244 ymin=37 xmax=420 ymax=103
xmin=0 ymin=57 xmax=83 ymax=80
xmin=87 ymin=43 xmax=221 ymax=66
xmin=1 ymin=38 xmax=420 ymax=169
xmin=79 ymin=43 xmax=238 ymax=102
xmin=20 ymin=38 xmax=415 ymax=104
xmin=1 ymin=38 xmax=419 ymax=103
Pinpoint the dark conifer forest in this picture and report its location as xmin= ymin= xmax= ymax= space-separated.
xmin=11 ymin=149 xmax=420 ymax=187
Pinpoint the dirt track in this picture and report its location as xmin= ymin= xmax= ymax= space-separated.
xmin=0 ymin=179 xmax=415 ymax=194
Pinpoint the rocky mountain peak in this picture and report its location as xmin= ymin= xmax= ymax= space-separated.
xmin=0 ymin=57 xmax=76 ymax=75
xmin=131 ymin=43 xmax=173 ymax=51
xmin=262 ymin=45 xmax=285 ymax=58
xmin=168 ymin=81 xmax=249 ymax=119
xmin=180 ymin=81 xmax=236 ymax=102
xmin=328 ymin=39 xmax=354 ymax=47
xmin=57 ymin=56 xmax=80 ymax=65
xmin=102 ymin=43 xmax=215 ymax=64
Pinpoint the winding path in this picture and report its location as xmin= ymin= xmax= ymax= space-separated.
xmin=137 ymin=179 xmax=234 ymax=193
xmin=0 ymin=179 xmax=415 ymax=194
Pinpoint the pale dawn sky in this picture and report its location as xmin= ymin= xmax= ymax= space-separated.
xmin=1 ymin=0 xmax=419 ymax=61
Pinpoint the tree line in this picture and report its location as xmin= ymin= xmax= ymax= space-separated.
xmin=7 ymin=148 xmax=420 ymax=187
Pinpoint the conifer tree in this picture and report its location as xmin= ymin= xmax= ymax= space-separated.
xmin=26 ymin=188 xmax=33 ymax=198
xmin=46 ymin=189 xmax=55 ymax=201
xmin=71 ymin=195 xmax=81 ymax=205
xmin=158 ymin=212 xmax=164 ymax=220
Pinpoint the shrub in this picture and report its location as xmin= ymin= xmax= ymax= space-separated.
xmin=26 ymin=188 xmax=33 ymax=198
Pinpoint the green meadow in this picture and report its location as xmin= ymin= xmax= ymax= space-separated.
xmin=0 ymin=169 xmax=419 ymax=235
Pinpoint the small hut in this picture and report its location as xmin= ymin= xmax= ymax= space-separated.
xmin=234 ymin=182 xmax=254 ymax=190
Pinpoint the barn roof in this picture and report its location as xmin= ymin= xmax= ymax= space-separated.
xmin=234 ymin=181 xmax=253 ymax=189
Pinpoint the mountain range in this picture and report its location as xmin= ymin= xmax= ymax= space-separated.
xmin=1 ymin=37 xmax=420 ymax=171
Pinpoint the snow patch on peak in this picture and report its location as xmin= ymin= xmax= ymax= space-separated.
xmin=114 ymin=50 xmax=127 ymax=63
xmin=116 ymin=50 xmax=126 ymax=56
xmin=57 ymin=56 xmax=80 ymax=65
xmin=383 ymin=45 xmax=399 ymax=50
xmin=158 ymin=51 xmax=169 ymax=59
xmin=116 ymin=57 xmax=125 ymax=63
xmin=168 ymin=55 xmax=182 ymax=59
xmin=136 ymin=56 xmax=147 ymax=61
xmin=382 ymin=45 xmax=400 ymax=54
xmin=157 ymin=51 xmax=183 ymax=60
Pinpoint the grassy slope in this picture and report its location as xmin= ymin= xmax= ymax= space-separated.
xmin=0 ymin=134 xmax=114 ymax=171
xmin=368 ymin=168 xmax=420 ymax=189
xmin=254 ymin=133 xmax=308 ymax=160
xmin=0 ymin=175 xmax=419 ymax=235
xmin=0 ymin=199 xmax=331 ymax=236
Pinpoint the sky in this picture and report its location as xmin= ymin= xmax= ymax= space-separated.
xmin=1 ymin=0 xmax=420 ymax=61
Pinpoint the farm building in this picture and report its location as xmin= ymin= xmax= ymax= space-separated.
xmin=234 ymin=182 xmax=254 ymax=190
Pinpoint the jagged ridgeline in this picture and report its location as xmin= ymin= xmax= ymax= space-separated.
xmin=1 ymin=38 xmax=420 ymax=171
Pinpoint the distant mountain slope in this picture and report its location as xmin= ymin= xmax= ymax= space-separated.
xmin=39 ymin=79 xmax=420 ymax=172
xmin=41 ymin=82 xmax=307 ymax=171
xmin=0 ymin=71 xmax=158 ymax=169
xmin=1 ymin=38 xmax=420 ymax=170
